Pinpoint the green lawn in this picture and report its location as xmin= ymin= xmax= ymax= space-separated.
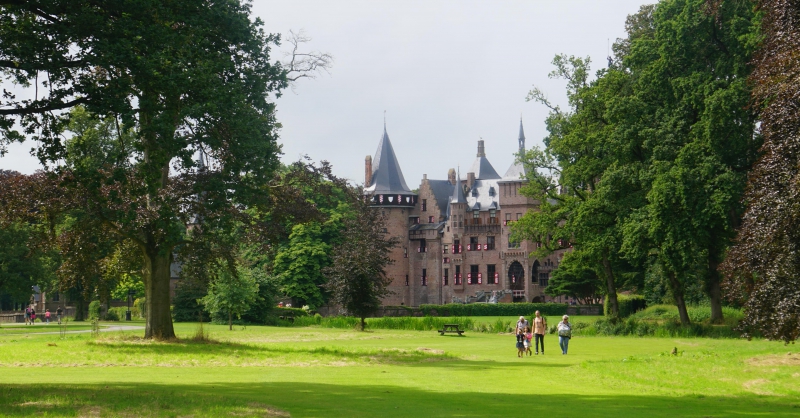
xmin=0 ymin=319 xmax=798 ymax=417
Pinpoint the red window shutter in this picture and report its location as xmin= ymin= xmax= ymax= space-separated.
xmin=467 ymin=273 xmax=472 ymax=284
xmin=478 ymin=273 xmax=482 ymax=284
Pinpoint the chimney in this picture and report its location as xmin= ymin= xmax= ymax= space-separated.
xmin=477 ymin=140 xmax=486 ymax=157
xmin=365 ymin=155 xmax=372 ymax=186
xmin=448 ymin=168 xmax=456 ymax=185
xmin=467 ymin=172 xmax=476 ymax=190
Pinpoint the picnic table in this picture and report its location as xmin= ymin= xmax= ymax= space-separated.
xmin=438 ymin=323 xmax=465 ymax=336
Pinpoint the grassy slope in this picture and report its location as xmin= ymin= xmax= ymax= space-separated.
xmin=0 ymin=321 xmax=798 ymax=417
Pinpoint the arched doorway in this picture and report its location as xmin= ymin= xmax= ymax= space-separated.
xmin=508 ymin=261 xmax=525 ymax=302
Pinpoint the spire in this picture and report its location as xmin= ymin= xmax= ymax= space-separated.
xmin=364 ymin=124 xmax=412 ymax=194
xmin=503 ymin=119 xmax=527 ymax=180
xmin=450 ymin=167 xmax=466 ymax=204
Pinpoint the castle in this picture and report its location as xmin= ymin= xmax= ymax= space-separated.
xmin=364 ymin=120 xmax=570 ymax=306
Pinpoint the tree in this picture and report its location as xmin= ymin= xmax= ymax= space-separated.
xmin=324 ymin=188 xmax=397 ymax=331
xmin=618 ymin=0 xmax=760 ymax=324
xmin=0 ymin=1 xmax=291 ymax=338
xmin=273 ymin=223 xmax=330 ymax=309
xmin=722 ymin=0 xmax=800 ymax=342
xmin=545 ymin=250 xmax=604 ymax=304
xmin=200 ymin=262 xmax=259 ymax=331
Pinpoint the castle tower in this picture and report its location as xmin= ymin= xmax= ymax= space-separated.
xmin=365 ymin=123 xmax=416 ymax=305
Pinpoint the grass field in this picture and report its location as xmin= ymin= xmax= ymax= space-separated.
xmin=0 ymin=319 xmax=798 ymax=417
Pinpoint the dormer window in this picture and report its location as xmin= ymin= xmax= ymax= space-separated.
xmin=471 ymin=188 xmax=478 ymax=197
xmin=489 ymin=187 xmax=495 ymax=196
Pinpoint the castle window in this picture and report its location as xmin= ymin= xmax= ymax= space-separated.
xmin=418 ymin=240 xmax=427 ymax=253
xmin=469 ymin=265 xmax=479 ymax=285
xmin=486 ymin=236 xmax=495 ymax=250
xmin=469 ymin=236 xmax=479 ymax=251
xmin=428 ymin=216 xmax=434 ymax=223
xmin=422 ymin=269 xmax=427 ymax=286
xmin=473 ymin=211 xmax=479 ymax=219
xmin=471 ymin=188 xmax=477 ymax=197
xmin=422 ymin=199 xmax=427 ymax=211
xmin=453 ymin=239 xmax=461 ymax=254
xmin=403 ymin=247 xmax=408 ymax=258
xmin=539 ymin=272 xmax=550 ymax=287
xmin=487 ymin=265 xmax=497 ymax=284
xmin=405 ymin=275 xmax=409 ymax=286
xmin=508 ymin=237 xmax=520 ymax=249
xmin=455 ymin=265 xmax=462 ymax=285
xmin=443 ymin=268 xmax=449 ymax=286
xmin=489 ymin=187 xmax=495 ymax=196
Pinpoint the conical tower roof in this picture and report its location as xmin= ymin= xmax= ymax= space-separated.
xmin=364 ymin=124 xmax=412 ymax=194
xmin=450 ymin=169 xmax=467 ymax=204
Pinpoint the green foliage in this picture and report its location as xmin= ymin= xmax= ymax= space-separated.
xmin=172 ymin=280 xmax=210 ymax=323
xmin=604 ymin=294 xmax=646 ymax=318
xmin=588 ymin=318 xmax=740 ymax=339
xmin=630 ymin=304 xmax=744 ymax=326
xmin=324 ymin=186 xmax=398 ymax=330
xmin=419 ymin=303 xmax=567 ymax=317
xmin=0 ymin=221 xmax=51 ymax=302
xmin=273 ymin=307 xmax=309 ymax=317
xmin=107 ymin=306 xmax=139 ymax=321
xmin=273 ymin=222 xmax=330 ymax=309
xmin=133 ymin=298 xmax=146 ymax=319
xmin=200 ymin=264 xmax=259 ymax=329
xmin=88 ymin=300 xmax=101 ymax=320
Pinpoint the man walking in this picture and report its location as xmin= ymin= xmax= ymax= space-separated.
xmin=56 ymin=307 xmax=63 ymax=325
xmin=533 ymin=310 xmax=547 ymax=355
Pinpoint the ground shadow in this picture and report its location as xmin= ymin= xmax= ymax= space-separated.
xmin=1 ymin=381 xmax=799 ymax=417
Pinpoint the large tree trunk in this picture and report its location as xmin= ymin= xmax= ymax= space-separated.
xmin=668 ymin=271 xmax=691 ymax=326
xmin=601 ymin=253 xmax=619 ymax=318
xmin=143 ymin=248 xmax=176 ymax=339
xmin=707 ymin=259 xmax=725 ymax=324
xmin=360 ymin=315 xmax=366 ymax=331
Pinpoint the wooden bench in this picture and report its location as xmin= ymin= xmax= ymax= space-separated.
xmin=278 ymin=315 xmax=294 ymax=323
xmin=438 ymin=324 xmax=465 ymax=336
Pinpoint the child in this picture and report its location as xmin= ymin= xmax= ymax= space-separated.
xmin=31 ymin=308 xmax=36 ymax=324
xmin=516 ymin=339 xmax=525 ymax=357
xmin=524 ymin=327 xmax=533 ymax=356
xmin=45 ymin=309 xmax=51 ymax=324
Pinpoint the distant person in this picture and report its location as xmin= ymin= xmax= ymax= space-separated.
xmin=56 ymin=307 xmax=63 ymax=325
xmin=30 ymin=308 xmax=36 ymax=324
xmin=533 ymin=310 xmax=547 ymax=355
xmin=557 ymin=315 xmax=573 ymax=355
xmin=45 ymin=309 xmax=51 ymax=324
xmin=524 ymin=326 xmax=533 ymax=356
xmin=24 ymin=306 xmax=30 ymax=325
xmin=515 ymin=316 xmax=528 ymax=348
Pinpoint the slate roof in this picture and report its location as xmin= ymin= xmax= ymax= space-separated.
xmin=427 ymin=179 xmax=455 ymax=215
xmin=364 ymin=125 xmax=413 ymax=194
xmin=468 ymin=156 xmax=501 ymax=180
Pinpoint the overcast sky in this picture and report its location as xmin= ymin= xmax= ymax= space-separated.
xmin=1 ymin=0 xmax=649 ymax=186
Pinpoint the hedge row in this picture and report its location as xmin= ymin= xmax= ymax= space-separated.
xmin=419 ymin=303 xmax=568 ymax=317
xmin=604 ymin=294 xmax=647 ymax=318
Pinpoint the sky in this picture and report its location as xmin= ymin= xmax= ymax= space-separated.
xmin=0 ymin=0 xmax=649 ymax=186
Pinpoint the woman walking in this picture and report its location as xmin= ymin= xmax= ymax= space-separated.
xmin=557 ymin=315 xmax=572 ymax=355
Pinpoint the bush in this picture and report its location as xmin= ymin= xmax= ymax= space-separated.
xmin=586 ymin=317 xmax=740 ymax=338
xmin=134 ymin=298 xmax=146 ymax=319
xmin=604 ymin=294 xmax=647 ymax=318
xmin=274 ymin=307 xmax=309 ymax=317
xmin=88 ymin=300 xmax=101 ymax=320
xmin=419 ymin=303 xmax=567 ymax=317
xmin=106 ymin=306 xmax=139 ymax=321
xmin=630 ymin=304 xmax=744 ymax=326
xmin=104 ymin=309 xmax=119 ymax=321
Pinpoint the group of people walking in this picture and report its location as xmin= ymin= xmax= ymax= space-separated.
xmin=23 ymin=306 xmax=62 ymax=325
xmin=515 ymin=311 xmax=572 ymax=356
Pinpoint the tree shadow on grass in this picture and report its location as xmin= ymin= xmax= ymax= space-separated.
xmin=1 ymin=382 xmax=799 ymax=417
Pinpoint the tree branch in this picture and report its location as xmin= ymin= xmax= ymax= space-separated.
xmin=0 ymin=97 xmax=87 ymax=116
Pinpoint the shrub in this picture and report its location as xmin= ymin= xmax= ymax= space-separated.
xmin=419 ymin=303 xmax=567 ymax=317
xmin=605 ymin=294 xmax=647 ymax=318
xmin=588 ymin=317 xmax=740 ymax=338
xmin=104 ymin=309 xmax=120 ymax=321
xmin=134 ymin=298 xmax=146 ymax=318
xmin=172 ymin=280 xmax=210 ymax=322
xmin=88 ymin=300 xmax=101 ymax=320
xmin=274 ymin=307 xmax=309 ymax=317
